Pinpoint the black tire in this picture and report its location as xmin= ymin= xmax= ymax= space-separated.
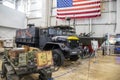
xmin=80 ymin=48 xmax=91 ymax=59
xmin=1 ymin=63 xmax=20 ymax=80
xmin=1 ymin=62 xmax=7 ymax=78
xmin=52 ymin=49 xmax=64 ymax=67
xmin=39 ymin=70 xmax=52 ymax=80
xmin=70 ymin=55 xmax=79 ymax=61
xmin=5 ymin=73 xmax=20 ymax=80
xmin=39 ymin=73 xmax=51 ymax=80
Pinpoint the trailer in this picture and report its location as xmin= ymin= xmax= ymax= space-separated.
xmin=1 ymin=46 xmax=62 ymax=80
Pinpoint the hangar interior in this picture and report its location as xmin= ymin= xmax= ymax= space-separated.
xmin=0 ymin=0 xmax=120 ymax=80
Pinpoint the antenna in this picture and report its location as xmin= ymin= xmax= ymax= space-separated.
xmin=65 ymin=17 xmax=71 ymax=26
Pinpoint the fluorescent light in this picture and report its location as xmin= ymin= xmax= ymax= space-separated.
xmin=3 ymin=1 xmax=15 ymax=9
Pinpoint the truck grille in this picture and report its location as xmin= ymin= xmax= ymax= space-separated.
xmin=69 ymin=40 xmax=79 ymax=49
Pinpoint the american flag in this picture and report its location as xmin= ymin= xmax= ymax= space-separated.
xmin=57 ymin=0 xmax=101 ymax=19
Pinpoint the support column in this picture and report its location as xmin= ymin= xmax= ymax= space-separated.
xmin=45 ymin=0 xmax=52 ymax=27
xmin=89 ymin=18 xmax=92 ymax=33
xmin=116 ymin=0 xmax=120 ymax=33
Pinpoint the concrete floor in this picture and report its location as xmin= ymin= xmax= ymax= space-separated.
xmin=0 ymin=51 xmax=120 ymax=80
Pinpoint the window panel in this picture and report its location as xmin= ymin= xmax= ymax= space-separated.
xmin=52 ymin=0 xmax=57 ymax=8
xmin=52 ymin=8 xmax=57 ymax=16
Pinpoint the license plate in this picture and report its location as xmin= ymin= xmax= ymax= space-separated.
xmin=72 ymin=52 xmax=77 ymax=54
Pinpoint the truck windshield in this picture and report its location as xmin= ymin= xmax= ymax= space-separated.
xmin=62 ymin=30 xmax=75 ymax=36
xmin=48 ymin=28 xmax=75 ymax=36
xmin=68 ymin=40 xmax=79 ymax=49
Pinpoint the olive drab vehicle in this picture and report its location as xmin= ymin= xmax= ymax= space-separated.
xmin=1 ymin=47 xmax=60 ymax=80
xmin=15 ymin=24 xmax=82 ymax=66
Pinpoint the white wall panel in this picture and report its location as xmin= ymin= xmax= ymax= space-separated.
xmin=74 ymin=18 xmax=90 ymax=25
xmin=27 ymin=0 xmax=49 ymax=27
xmin=28 ymin=18 xmax=44 ymax=27
xmin=52 ymin=8 xmax=57 ymax=16
xmin=0 ymin=27 xmax=16 ymax=38
xmin=92 ymin=12 xmax=116 ymax=24
xmin=51 ymin=17 xmax=56 ymax=26
xmin=116 ymin=0 xmax=120 ymax=33
xmin=28 ymin=10 xmax=42 ymax=18
xmin=92 ymin=25 xmax=115 ymax=37
xmin=76 ymin=25 xmax=115 ymax=37
xmin=51 ymin=17 xmax=90 ymax=26
xmin=0 ymin=4 xmax=27 ymax=28
xmin=51 ymin=17 xmax=72 ymax=26
xmin=76 ymin=26 xmax=90 ymax=35
xmin=30 ymin=3 xmax=42 ymax=11
xmin=102 ymin=1 xmax=116 ymax=12
xmin=52 ymin=0 xmax=57 ymax=8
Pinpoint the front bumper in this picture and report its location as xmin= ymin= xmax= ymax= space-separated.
xmin=69 ymin=49 xmax=82 ymax=56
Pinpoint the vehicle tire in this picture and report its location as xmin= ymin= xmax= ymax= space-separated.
xmin=52 ymin=49 xmax=64 ymax=67
xmin=39 ymin=70 xmax=52 ymax=80
xmin=80 ymin=53 xmax=84 ymax=59
xmin=70 ymin=55 xmax=79 ymax=61
xmin=80 ymin=48 xmax=91 ymax=59
xmin=1 ymin=62 xmax=7 ymax=78
xmin=5 ymin=74 xmax=20 ymax=80
xmin=10 ymin=75 xmax=20 ymax=80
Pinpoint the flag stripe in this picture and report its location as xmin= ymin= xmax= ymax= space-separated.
xmin=57 ymin=10 xmax=100 ymax=15
xmin=57 ymin=14 xmax=101 ymax=19
xmin=73 ymin=0 xmax=89 ymax=3
xmin=57 ymin=8 xmax=100 ymax=14
xmin=57 ymin=0 xmax=101 ymax=19
xmin=73 ymin=1 xmax=100 ymax=7
xmin=57 ymin=12 xmax=101 ymax=17
xmin=73 ymin=0 xmax=100 ymax=5
xmin=57 ymin=5 xmax=100 ymax=12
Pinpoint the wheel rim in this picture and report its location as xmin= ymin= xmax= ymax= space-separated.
xmin=53 ymin=53 xmax=60 ymax=66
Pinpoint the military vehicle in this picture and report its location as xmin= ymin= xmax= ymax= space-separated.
xmin=114 ymin=35 xmax=120 ymax=54
xmin=1 ymin=46 xmax=61 ymax=80
xmin=79 ymin=36 xmax=105 ymax=58
xmin=15 ymin=25 xmax=82 ymax=65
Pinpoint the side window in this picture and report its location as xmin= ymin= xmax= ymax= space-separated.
xmin=48 ymin=29 xmax=55 ymax=36
xmin=43 ymin=29 xmax=48 ymax=36
xmin=40 ymin=29 xmax=48 ymax=36
xmin=57 ymin=29 xmax=62 ymax=35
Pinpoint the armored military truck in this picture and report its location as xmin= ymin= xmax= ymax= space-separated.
xmin=15 ymin=25 xmax=82 ymax=65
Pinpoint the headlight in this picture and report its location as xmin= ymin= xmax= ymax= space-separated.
xmin=68 ymin=40 xmax=71 ymax=43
